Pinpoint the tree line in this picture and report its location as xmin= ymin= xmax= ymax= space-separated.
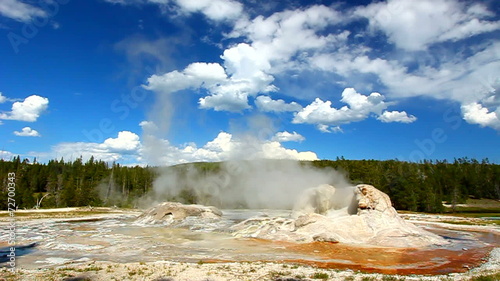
xmin=309 ymin=158 xmax=499 ymax=213
xmin=0 ymin=156 xmax=155 ymax=210
xmin=0 ymin=156 xmax=498 ymax=212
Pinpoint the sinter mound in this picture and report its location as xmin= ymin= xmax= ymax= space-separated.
xmin=135 ymin=202 xmax=222 ymax=225
xmin=232 ymin=184 xmax=448 ymax=248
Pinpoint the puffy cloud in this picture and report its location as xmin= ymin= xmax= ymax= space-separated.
xmin=230 ymin=5 xmax=343 ymax=63
xmin=307 ymin=38 xmax=500 ymax=131
xmin=145 ymin=44 xmax=279 ymax=112
xmin=106 ymin=0 xmax=243 ymax=22
xmin=143 ymin=5 xmax=346 ymax=112
xmin=144 ymin=5 xmax=349 ymax=113
xmin=173 ymin=0 xmax=243 ymax=21
xmin=221 ymin=43 xmax=276 ymax=93
xmin=293 ymin=98 xmax=347 ymax=125
xmin=255 ymin=96 xmax=302 ymax=112
xmin=0 ymin=0 xmax=46 ymax=23
xmin=52 ymin=142 xmax=125 ymax=163
xmin=378 ymin=111 xmax=417 ymax=123
xmin=355 ymin=0 xmax=500 ymax=51
xmin=198 ymin=91 xmax=250 ymax=112
xmin=195 ymin=43 xmax=278 ymax=112
xmin=260 ymin=141 xmax=317 ymax=161
xmin=142 ymin=131 xmax=318 ymax=166
xmin=310 ymin=36 xmax=500 ymax=104
xmin=202 ymin=131 xmax=233 ymax=154
xmin=50 ymin=131 xmax=141 ymax=163
xmin=293 ymin=88 xmax=391 ymax=128
xmin=145 ymin=62 xmax=227 ymax=94
xmin=130 ymin=0 xmax=498 ymax=132
xmin=0 ymin=150 xmax=14 ymax=160
xmin=183 ymin=62 xmax=228 ymax=81
xmin=103 ymin=131 xmax=141 ymax=152
xmin=461 ymin=102 xmax=500 ymax=130
xmin=292 ymin=88 xmax=419 ymax=131
xmin=139 ymin=120 xmax=158 ymax=131
xmin=0 ymin=95 xmax=49 ymax=122
xmin=14 ymin=127 xmax=40 ymax=137
xmin=0 ymin=92 xmax=6 ymax=103
xmin=46 ymin=129 xmax=317 ymax=166
xmin=272 ymin=131 xmax=305 ymax=142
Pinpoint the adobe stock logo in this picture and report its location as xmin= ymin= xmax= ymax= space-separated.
xmin=402 ymin=107 xmax=463 ymax=162
xmin=81 ymin=66 xmax=158 ymax=143
xmin=7 ymin=0 xmax=70 ymax=54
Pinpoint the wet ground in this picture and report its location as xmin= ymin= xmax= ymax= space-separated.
xmin=0 ymin=209 xmax=498 ymax=275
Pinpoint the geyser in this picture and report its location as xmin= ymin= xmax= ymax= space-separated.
xmin=291 ymin=183 xmax=358 ymax=219
xmin=232 ymin=183 xmax=448 ymax=248
xmin=149 ymin=159 xmax=351 ymax=210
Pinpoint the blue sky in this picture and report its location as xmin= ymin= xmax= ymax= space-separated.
xmin=0 ymin=0 xmax=499 ymax=165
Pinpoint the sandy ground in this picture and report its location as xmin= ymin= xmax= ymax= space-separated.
xmin=1 ymin=209 xmax=499 ymax=281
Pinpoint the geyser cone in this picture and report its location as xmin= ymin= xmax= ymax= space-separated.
xmin=233 ymin=184 xmax=448 ymax=248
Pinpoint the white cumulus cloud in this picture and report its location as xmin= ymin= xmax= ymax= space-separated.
xmin=272 ymin=131 xmax=305 ymax=142
xmin=14 ymin=127 xmax=40 ymax=137
xmin=255 ymin=96 xmax=302 ymax=112
xmin=106 ymin=0 xmax=244 ymax=22
xmin=124 ymin=0 xmax=499 ymax=132
xmin=0 ymin=95 xmax=49 ymax=122
xmin=230 ymin=5 xmax=343 ymax=63
xmin=50 ymin=131 xmax=142 ymax=163
xmin=199 ymin=91 xmax=251 ymax=112
xmin=145 ymin=44 xmax=279 ymax=112
xmin=293 ymin=88 xmax=392 ymax=128
xmin=145 ymin=5 xmax=348 ymax=113
xmin=43 ymin=130 xmax=317 ymax=166
xmin=142 ymin=131 xmax=318 ymax=166
xmin=378 ymin=111 xmax=417 ymax=123
xmin=173 ymin=0 xmax=243 ymax=21
xmin=356 ymin=0 xmax=500 ymax=51
xmin=103 ymin=131 xmax=141 ymax=152
xmin=0 ymin=150 xmax=14 ymax=160
xmin=461 ymin=102 xmax=500 ymax=130
xmin=145 ymin=62 xmax=227 ymax=94
xmin=139 ymin=120 xmax=158 ymax=131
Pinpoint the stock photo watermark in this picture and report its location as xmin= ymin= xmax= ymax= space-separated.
xmin=403 ymin=107 xmax=462 ymax=162
xmin=6 ymin=172 xmax=17 ymax=273
xmin=82 ymin=67 xmax=155 ymax=143
xmin=7 ymin=0 xmax=69 ymax=54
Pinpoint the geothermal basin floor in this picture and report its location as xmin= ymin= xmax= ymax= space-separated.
xmin=0 ymin=208 xmax=499 ymax=280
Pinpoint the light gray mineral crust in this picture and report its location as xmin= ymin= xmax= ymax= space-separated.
xmin=232 ymin=184 xmax=448 ymax=248
xmin=136 ymin=202 xmax=222 ymax=225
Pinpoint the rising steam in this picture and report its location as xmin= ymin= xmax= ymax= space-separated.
xmin=148 ymin=159 xmax=353 ymax=210
xmin=140 ymin=73 xmax=353 ymax=209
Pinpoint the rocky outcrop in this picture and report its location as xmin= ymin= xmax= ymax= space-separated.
xmin=136 ymin=202 xmax=222 ymax=225
xmin=356 ymin=184 xmax=396 ymax=216
xmin=232 ymin=184 xmax=448 ymax=248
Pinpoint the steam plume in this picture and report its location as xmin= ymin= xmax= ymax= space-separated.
xmin=150 ymin=159 xmax=353 ymax=209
